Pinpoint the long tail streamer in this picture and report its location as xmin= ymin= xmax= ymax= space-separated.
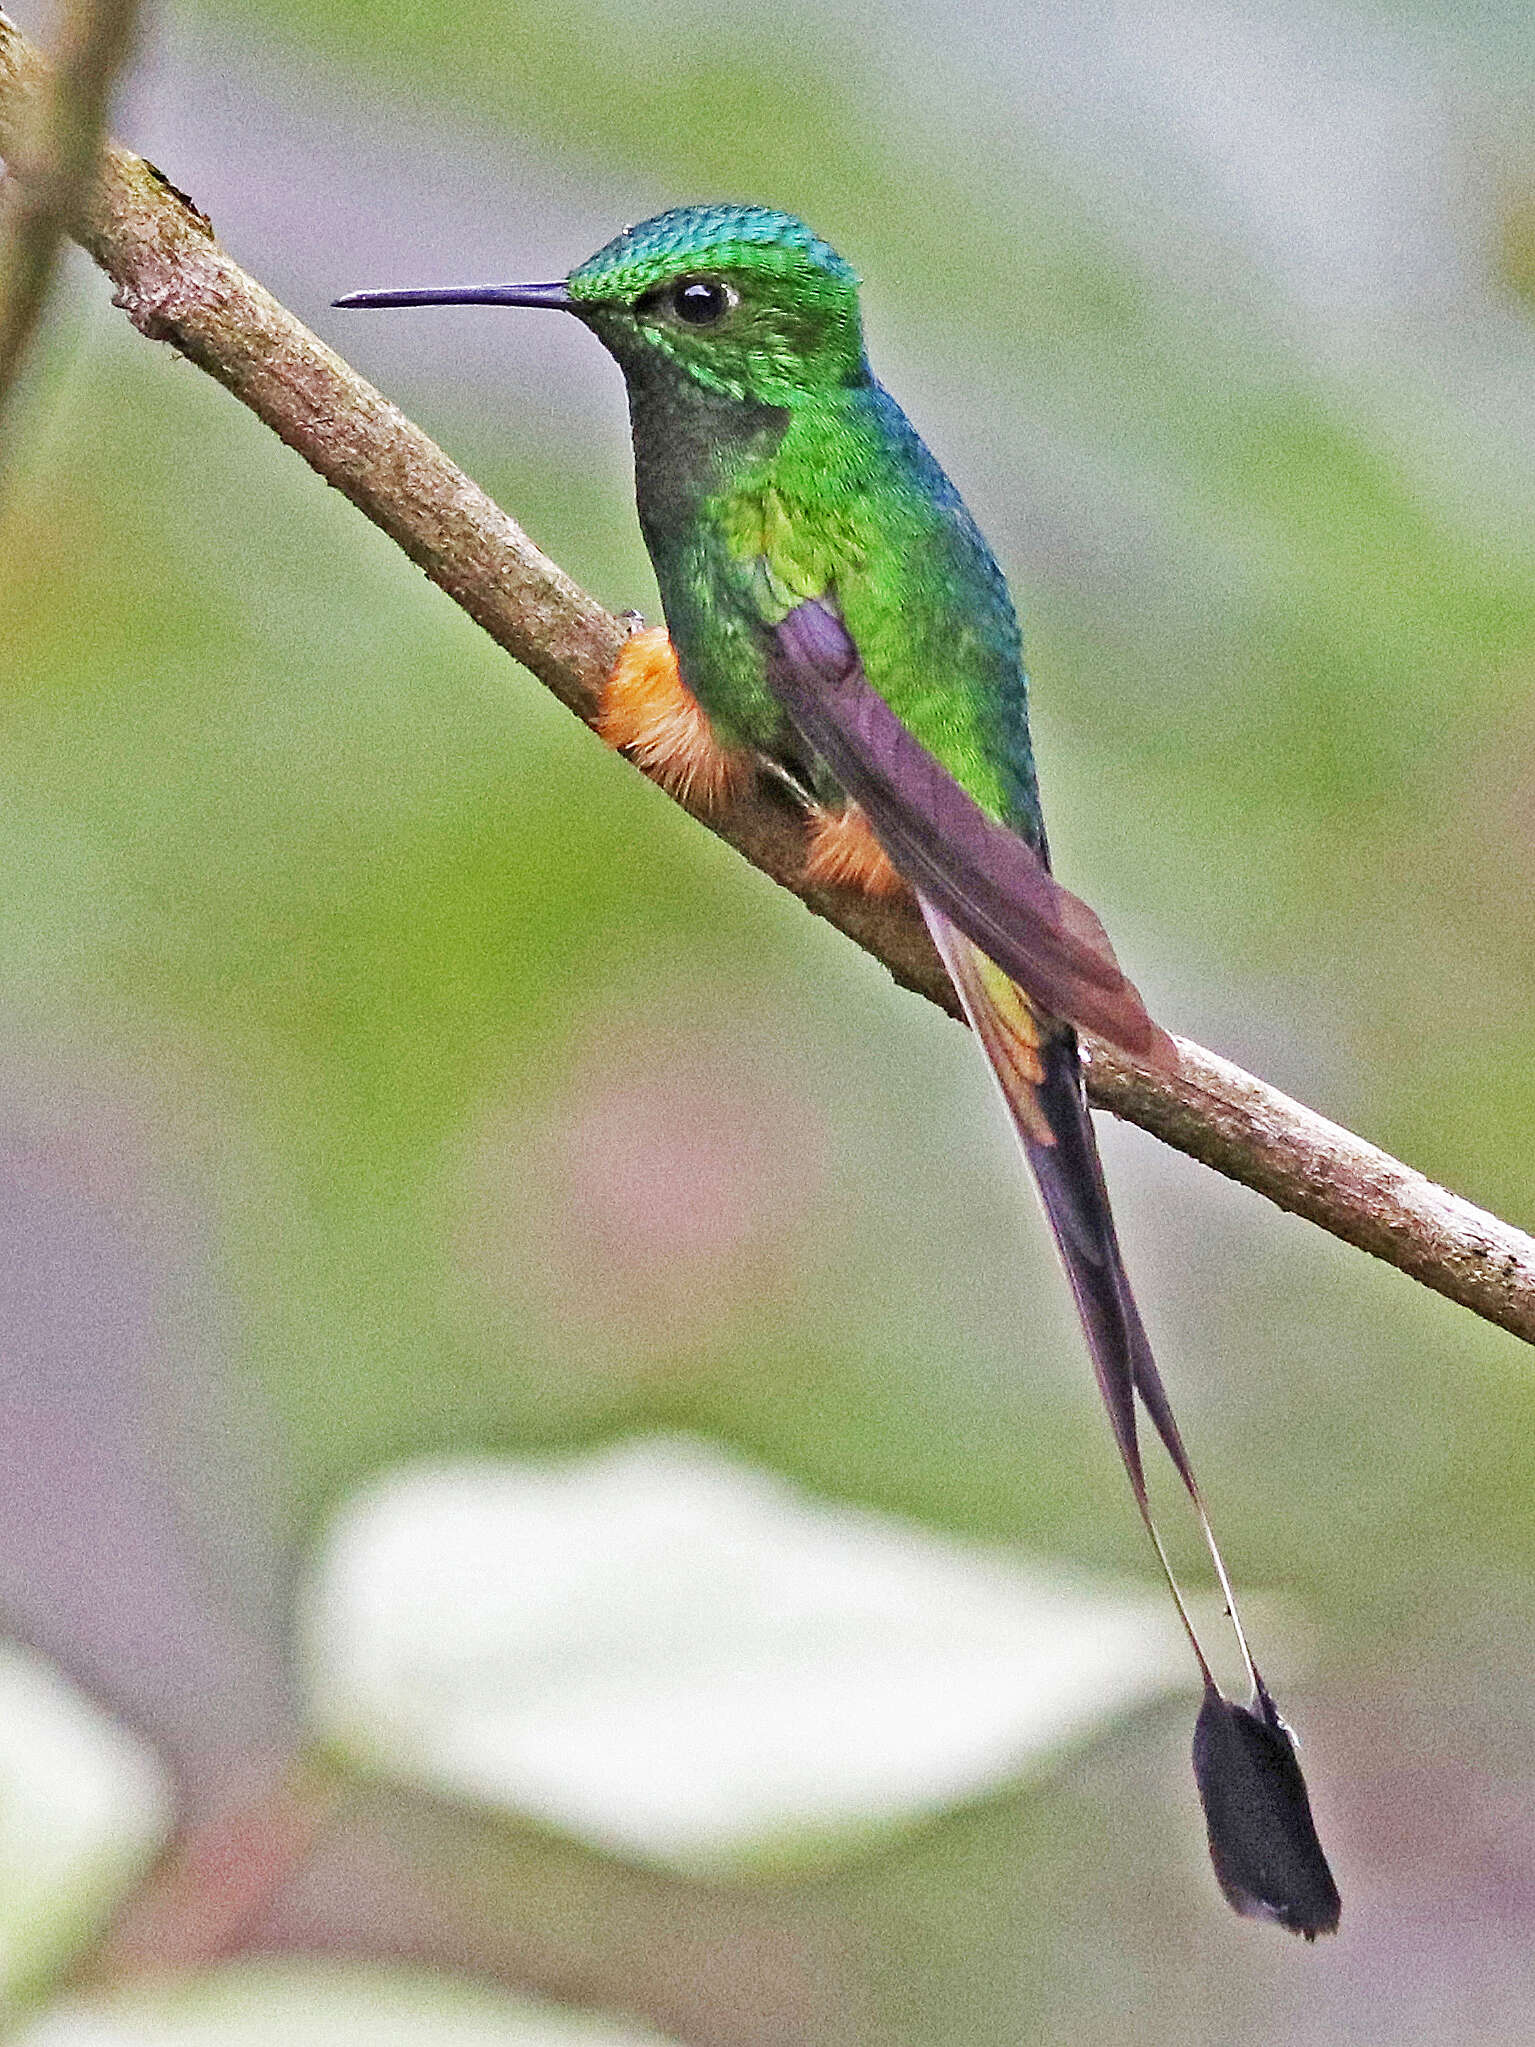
xmin=921 ymin=898 xmax=1341 ymax=1938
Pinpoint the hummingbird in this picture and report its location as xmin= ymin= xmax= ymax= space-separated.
xmin=337 ymin=204 xmax=1340 ymax=1935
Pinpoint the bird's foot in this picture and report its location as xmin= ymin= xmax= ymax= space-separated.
xmin=598 ymin=626 xmax=754 ymax=812
xmin=803 ymin=799 xmax=907 ymax=897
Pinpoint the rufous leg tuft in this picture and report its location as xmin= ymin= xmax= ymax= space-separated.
xmin=599 ymin=626 xmax=753 ymax=812
xmin=804 ymin=800 xmax=908 ymax=898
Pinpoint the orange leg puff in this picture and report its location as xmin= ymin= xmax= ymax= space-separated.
xmin=598 ymin=626 xmax=754 ymax=812
xmin=803 ymin=800 xmax=908 ymax=899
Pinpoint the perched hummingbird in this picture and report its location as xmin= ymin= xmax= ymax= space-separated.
xmin=338 ymin=205 xmax=1340 ymax=1935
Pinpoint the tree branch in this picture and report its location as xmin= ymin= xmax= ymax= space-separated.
xmin=3 ymin=7 xmax=1533 ymax=1346
xmin=0 ymin=0 xmax=137 ymax=439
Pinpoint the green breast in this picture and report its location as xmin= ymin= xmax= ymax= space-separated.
xmin=631 ymin=369 xmax=1042 ymax=845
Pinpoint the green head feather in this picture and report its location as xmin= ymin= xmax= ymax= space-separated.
xmin=567 ymin=205 xmax=866 ymax=406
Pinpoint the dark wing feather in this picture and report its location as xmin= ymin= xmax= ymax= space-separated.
xmin=766 ymin=598 xmax=1175 ymax=1064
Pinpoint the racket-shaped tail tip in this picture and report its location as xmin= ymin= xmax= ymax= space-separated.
xmin=1192 ymin=1682 xmax=1342 ymax=1940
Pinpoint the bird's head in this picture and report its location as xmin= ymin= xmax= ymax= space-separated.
xmin=567 ymin=205 xmax=866 ymax=404
xmin=337 ymin=205 xmax=868 ymax=409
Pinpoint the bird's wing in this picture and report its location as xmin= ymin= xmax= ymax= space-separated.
xmin=763 ymin=595 xmax=1175 ymax=1065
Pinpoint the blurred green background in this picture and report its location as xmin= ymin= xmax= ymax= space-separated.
xmin=4 ymin=0 xmax=1535 ymax=2037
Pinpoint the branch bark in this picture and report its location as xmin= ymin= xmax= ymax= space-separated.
xmin=3 ymin=7 xmax=1533 ymax=1345
xmin=0 ymin=0 xmax=137 ymax=438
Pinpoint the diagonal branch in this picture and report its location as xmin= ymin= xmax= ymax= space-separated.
xmin=2 ymin=8 xmax=1533 ymax=1345
xmin=0 ymin=0 xmax=138 ymax=440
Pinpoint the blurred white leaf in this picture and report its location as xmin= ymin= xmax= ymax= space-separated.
xmin=301 ymin=1436 xmax=1201 ymax=1873
xmin=15 ymin=1962 xmax=675 ymax=2047
xmin=0 ymin=1642 xmax=173 ymax=2002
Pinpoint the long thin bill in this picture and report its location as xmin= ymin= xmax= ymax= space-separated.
xmin=332 ymin=282 xmax=575 ymax=311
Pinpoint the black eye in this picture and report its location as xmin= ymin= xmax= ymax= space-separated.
xmin=671 ymin=277 xmax=733 ymax=325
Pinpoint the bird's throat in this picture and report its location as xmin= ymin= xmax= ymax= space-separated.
xmin=624 ymin=368 xmax=789 ymax=544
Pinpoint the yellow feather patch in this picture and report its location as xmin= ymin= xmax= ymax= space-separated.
xmin=931 ymin=919 xmax=1056 ymax=1146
